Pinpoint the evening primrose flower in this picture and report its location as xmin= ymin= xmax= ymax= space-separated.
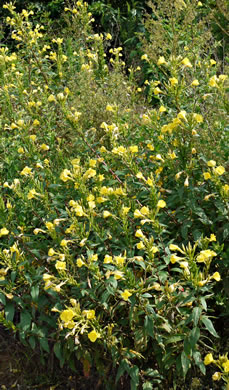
xmin=193 ymin=113 xmax=203 ymax=123
xmin=191 ymin=79 xmax=199 ymax=86
xmin=212 ymin=372 xmax=221 ymax=381
xmin=154 ymin=87 xmax=163 ymax=95
xmin=20 ymin=166 xmax=32 ymax=176
xmin=159 ymin=105 xmax=166 ymax=113
xmin=0 ymin=228 xmax=9 ymax=237
xmin=83 ymin=310 xmax=95 ymax=319
xmin=204 ymin=353 xmax=214 ymax=365
xmin=208 ymin=75 xmax=218 ymax=87
xmin=60 ymin=309 xmax=75 ymax=322
xmin=141 ymin=54 xmax=148 ymax=61
xmin=170 ymin=254 xmax=183 ymax=264
xmin=55 ymin=261 xmax=66 ymax=271
xmin=169 ymin=77 xmax=178 ymax=86
xmin=135 ymin=229 xmax=144 ymax=238
xmin=103 ymin=210 xmax=111 ymax=218
xmin=88 ymin=330 xmax=100 ymax=342
xmin=121 ymin=290 xmax=132 ymax=301
xmin=196 ymin=249 xmax=217 ymax=263
xmin=76 ymin=258 xmax=85 ymax=267
xmin=207 ymin=160 xmax=216 ymax=167
xmin=209 ymin=234 xmax=216 ymax=241
xmin=129 ymin=145 xmax=138 ymax=153
xmin=203 ymin=172 xmax=211 ymax=180
xmin=222 ymin=360 xmax=229 ymax=372
xmin=104 ymin=255 xmax=112 ymax=264
xmin=211 ymin=272 xmax=221 ymax=281
xmin=215 ymin=166 xmax=225 ymax=175
xmin=157 ymin=200 xmax=166 ymax=209
xmin=137 ymin=241 xmax=145 ymax=250
xmin=181 ymin=57 xmax=192 ymax=67
xmin=60 ymin=169 xmax=73 ymax=182
xmin=40 ymin=143 xmax=49 ymax=151
xmin=157 ymin=56 xmax=166 ymax=65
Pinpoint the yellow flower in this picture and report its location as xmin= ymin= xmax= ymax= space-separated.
xmin=152 ymin=283 xmax=161 ymax=291
xmin=170 ymin=254 xmax=183 ymax=264
xmin=27 ymin=189 xmax=38 ymax=200
xmin=103 ymin=210 xmax=111 ymax=218
xmin=184 ymin=177 xmax=189 ymax=187
xmin=20 ymin=166 xmax=32 ymax=176
xmin=169 ymin=77 xmax=178 ymax=86
xmin=223 ymin=360 xmax=229 ymax=373
xmin=18 ymin=147 xmax=24 ymax=153
xmin=0 ymin=227 xmax=9 ymax=237
xmin=212 ymin=372 xmax=221 ymax=381
xmin=106 ymin=33 xmax=112 ymax=40
xmin=60 ymin=169 xmax=72 ymax=182
xmin=83 ymin=310 xmax=95 ymax=319
xmin=55 ymin=261 xmax=66 ymax=271
xmin=157 ymin=200 xmax=166 ymax=209
xmin=60 ymin=309 xmax=75 ymax=322
xmin=88 ymin=330 xmax=100 ymax=342
xmin=154 ymin=87 xmax=163 ymax=95
xmin=159 ymin=105 xmax=166 ymax=113
xmin=203 ymin=172 xmax=211 ymax=180
xmin=76 ymin=258 xmax=84 ymax=267
xmin=115 ymin=255 xmax=126 ymax=266
xmin=121 ymin=290 xmax=132 ymax=301
xmin=104 ymin=255 xmax=112 ymax=264
xmin=211 ymin=272 xmax=220 ymax=281
xmin=196 ymin=250 xmax=217 ymax=263
xmin=48 ymin=94 xmax=56 ymax=102
xmin=180 ymin=261 xmax=189 ymax=269
xmin=46 ymin=222 xmax=54 ymax=231
xmin=129 ymin=145 xmax=138 ymax=153
xmin=137 ymin=242 xmax=145 ymax=250
xmin=40 ymin=143 xmax=49 ymax=151
xmin=48 ymin=248 xmax=55 ymax=257
xmin=157 ymin=56 xmax=166 ymax=65
xmin=215 ymin=166 xmax=225 ymax=175
xmin=208 ymin=75 xmax=218 ymax=87
xmin=181 ymin=57 xmax=192 ymax=68
xmin=193 ymin=113 xmax=203 ymax=123
xmin=204 ymin=353 xmax=214 ymax=365
xmin=141 ymin=54 xmax=148 ymax=61
xmin=210 ymin=59 xmax=216 ymax=66
xmin=209 ymin=234 xmax=216 ymax=242
xmin=106 ymin=104 xmax=114 ymax=112
xmin=207 ymin=160 xmax=216 ymax=167
xmin=33 ymin=119 xmax=40 ymax=126
xmin=177 ymin=110 xmax=187 ymax=121
xmin=135 ymin=229 xmax=144 ymax=238
xmin=140 ymin=206 xmax=150 ymax=216
xmin=191 ymin=79 xmax=199 ymax=86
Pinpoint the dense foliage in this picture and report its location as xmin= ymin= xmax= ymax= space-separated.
xmin=0 ymin=0 xmax=228 ymax=389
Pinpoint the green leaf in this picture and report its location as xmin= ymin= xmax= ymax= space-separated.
xmin=130 ymin=365 xmax=139 ymax=390
xmin=193 ymin=351 xmax=206 ymax=375
xmin=31 ymin=285 xmax=39 ymax=302
xmin=144 ymin=315 xmax=154 ymax=338
xmin=40 ymin=337 xmax=50 ymax=353
xmin=143 ymin=382 xmax=153 ymax=390
xmin=0 ymin=292 xmax=6 ymax=305
xmin=29 ymin=336 xmax=36 ymax=349
xmin=19 ymin=311 xmax=32 ymax=332
xmin=54 ymin=342 xmax=65 ymax=367
xmin=189 ymin=327 xmax=200 ymax=348
xmin=181 ymin=351 xmax=190 ymax=377
xmin=116 ymin=359 xmax=129 ymax=384
xmin=5 ymin=302 xmax=15 ymax=322
xmin=201 ymin=316 xmax=219 ymax=338
xmin=192 ymin=307 xmax=202 ymax=326
xmin=165 ymin=335 xmax=184 ymax=344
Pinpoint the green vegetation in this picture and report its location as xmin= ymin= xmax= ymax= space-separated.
xmin=0 ymin=0 xmax=228 ymax=389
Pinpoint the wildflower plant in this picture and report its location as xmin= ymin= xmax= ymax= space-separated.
xmin=0 ymin=1 xmax=228 ymax=389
